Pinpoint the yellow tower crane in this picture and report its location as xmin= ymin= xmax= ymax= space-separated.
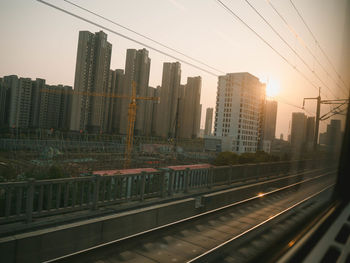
xmin=41 ymin=81 xmax=159 ymax=169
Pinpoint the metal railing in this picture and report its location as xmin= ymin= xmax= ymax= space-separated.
xmin=0 ymin=159 xmax=322 ymax=224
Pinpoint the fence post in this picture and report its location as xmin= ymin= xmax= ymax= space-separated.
xmin=168 ymin=169 xmax=174 ymax=196
xmin=92 ymin=175 xmax=100 ymax=210
xmin=140 ymin=172 xmax=146 ymax=201
xmin=208 ymin=167 xmax=213 ymax=189
xmin=184 ymin=168 xmax=190 ymax=193
xmin=26 ymin=178 xmax=35 ymax=223
xmin=160 ymin=170 xmax=167 ymax=198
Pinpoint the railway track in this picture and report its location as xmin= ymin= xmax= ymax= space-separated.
xmin=46 ymin=169 xmax=336 ymax=263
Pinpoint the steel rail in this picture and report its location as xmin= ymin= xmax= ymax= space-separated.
xmin=187 ymin=183 xmax=334 ymax=262
xmin=44 ymin=169 xmax=335 ymax=262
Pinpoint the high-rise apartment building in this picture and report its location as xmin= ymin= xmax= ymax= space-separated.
xmin=70 ymin=30 xmax=112 ymax=133
xmin=119 ymin=49 xmax=151 ymax=135
xmin=151 ymin=86 xmax=161 ymax=136
xmin=214 ymin=72 xmax=265 ymax=153
xmin=156 ymin=62 xmax=181 ymax=138
xmin=31 ymin=78 xmax=46 ymax=128
xmin=144 ymin=86 xmax=158 ymax=136
xmin=58 ymin=85 xmax=73 ymax=131
xmin=39 ymin=85 xmax=61 ymax=129
xmin=261 ymin=100 xmax=277 ymax=153
xmin=8 ymin=77 xmax=32 ymax=129
xmin=39 ymin=85 xmax=72 ymax=130
xmin=178 ymin=76 xmax=202 ymax=139
xmin=326 ymin=119 xmax=342 ymax=154
xmin=290 ymin=112 xmax=307 ymax=151
xmin=204 ymin=108 xmax=214 ymax=136
xmin=263 ymin=100 xmax=277 ymax=141
xmin=305 ymin=116 xmax=315 ymax=150
xmin=1 ymin=75 xmax=72 ymax=131
xmin=0 ymin=78 xmax=9 ymax=127
xmin=106 ymin=69 xmax=124 ymax=133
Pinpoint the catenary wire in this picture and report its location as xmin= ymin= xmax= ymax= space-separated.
xmin=243 ymin=0 xmax=336 ymax=99
xmin=37 ymin=0 xmax=312 ymax=114
xmin=214 ymin=0 xmax=320 ymax=96
xmin=62 ymin=0 xmax=225 ymax=75
xmin=267 ymin=0 xmax=348 ymax=96
xmin=289 ymin=0 xmax=348 ymax=90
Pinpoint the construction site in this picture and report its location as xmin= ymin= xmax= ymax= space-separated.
xmin=0 ymin=79 xmax=217 ymax=180
xmin=0 ymin=129 xmax=215 ymax=179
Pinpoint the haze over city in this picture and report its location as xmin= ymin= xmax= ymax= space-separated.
xmin=1 ymin=1 xmax=350 ymax=262
xmin=0 ymin=0 xmax=349 ymax=137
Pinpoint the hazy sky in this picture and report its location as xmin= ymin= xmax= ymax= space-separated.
xmin=0 ymin=0 xmax=349 ymax=137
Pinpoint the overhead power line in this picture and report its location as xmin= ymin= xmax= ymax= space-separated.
xmin=277 ymin=97 xmax=313 ymax=115
xmin=214 ymin=0 xmax=319 ymax=96
xmin=267 ymin=0 xmax=348 ymax=96
xmin=36 ymin=0 xmax=219 ymax=77
xmin=63 ymin=0 xmax=225 ymax=75
xmin=242 ymin=0 xmax=336 ymax=99
xmin=289 ymin=0 xmax=348 ymax=91
xmin=37 ymin=0 xmax=311 ymax=114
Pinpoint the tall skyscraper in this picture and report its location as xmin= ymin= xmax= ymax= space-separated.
xmin=262 ymin=100 xmax=277 ymax=141
xmin=70 ymin=30 xmax=112 ymax=133
xmin=119 ymin=48 xmax=151 ymax=135
xmin=204 ymin=108 xmax=214 ymax=136
xmin=214 ymin=72 xmax=265 ymax=153
xmin=290 ymin=112 xmax=307 ymax=151
xmin=156 ymin=62 xmax=181 ymax=138
xmin=178 ymin=76 xmax=202 ymax=139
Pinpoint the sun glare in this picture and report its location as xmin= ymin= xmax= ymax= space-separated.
xmin=266 ymin=79 xmax=280 ymax=98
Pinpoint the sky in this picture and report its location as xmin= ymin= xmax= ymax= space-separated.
xmin=0 ymin=0 xmax=349 ymax=137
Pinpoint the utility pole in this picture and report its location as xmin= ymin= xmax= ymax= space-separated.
xmin=303 ymin=87 xmax=321 ymax=151
xmin=303 ymin=88 xmax=349 ymax=151
xmin=315 ymin=88 xmax=321 ymax=151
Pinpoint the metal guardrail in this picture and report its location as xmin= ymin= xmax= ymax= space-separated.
xmin=0 ymin=160 xmax=321 ymax=224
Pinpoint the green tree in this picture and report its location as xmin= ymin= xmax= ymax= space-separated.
xmin=213 ymin=152 xmax=239 ymax=166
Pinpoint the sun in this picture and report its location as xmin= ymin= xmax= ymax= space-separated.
xmin=266 ymin=79 xmax=280 ymax=98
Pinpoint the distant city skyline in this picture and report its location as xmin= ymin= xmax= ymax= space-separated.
xmin=0 ymin=0 xmax=349 ymax=137
xmin=0 ymin=29 xmax=203 ymax=139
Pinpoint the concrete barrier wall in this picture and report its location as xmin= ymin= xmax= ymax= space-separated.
xmin=0 ymin=198 xmax=197 ymax=263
